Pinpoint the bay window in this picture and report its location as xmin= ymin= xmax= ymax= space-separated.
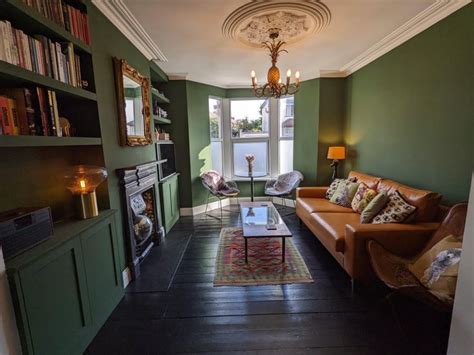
xmin=208 ymin=96 xmax=294 ymax=179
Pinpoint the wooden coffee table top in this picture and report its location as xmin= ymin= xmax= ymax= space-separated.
xmin=239 ymin=202 xmax=292 ymax=238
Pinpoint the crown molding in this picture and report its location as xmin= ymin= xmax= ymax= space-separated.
xmin=340 ymin=0 xmax=470 ymax=75
xmin=91 ymin=0 xmax=167 ymax=62
xmin=168 ymin=73 xmax=189 ymax=81
xmin=319 ymin=70 xmax=350 ymax=78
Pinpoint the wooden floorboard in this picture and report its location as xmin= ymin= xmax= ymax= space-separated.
xmin=86 ymin=207 xmax=450 ymax=355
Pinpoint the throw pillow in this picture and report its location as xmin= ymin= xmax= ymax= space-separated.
xmin=408 ymin=235 xmax=462 ymax=303
xmin=326 ymin=178 xmax=344 ymax=199
xmin=360 ymin=192 xmax=388 ymax=223
xmin=351 ymin=183 xmax=377 ymax=213
xmin=330 ymin=181 xmax=360 ymax=207
xmin=325 ymin=177 xmax=357 ymax=200
xmin=372 ymin=191 xmax=416 ymax=224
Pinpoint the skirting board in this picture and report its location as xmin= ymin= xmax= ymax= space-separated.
xmin=122 ymin=267 xmax=132 ymax=289
xmin=179 ymin=196 xmax=295 ymax=216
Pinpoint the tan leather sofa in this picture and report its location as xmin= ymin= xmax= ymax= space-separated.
xmin=296 ymin=171 xmax=443 ymax=282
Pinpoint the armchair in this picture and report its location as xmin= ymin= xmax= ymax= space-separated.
xmin=201 ymin=170 xmax=240 ymax=219
xmin=265 ymin=171 xmax=303 ymax=213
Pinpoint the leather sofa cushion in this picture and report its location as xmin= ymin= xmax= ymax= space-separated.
xmin=310 ymin=212 xmax=362 ymax=252
xmin=348 ymin=171 xmax=381 ymax=189
xmin=378 ymin=179 xmax=442 ymax=222
xmin=297 ymin=198 xmax=353 ymax=213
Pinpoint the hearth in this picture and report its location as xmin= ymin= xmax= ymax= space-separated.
xmin=116 ymin=161 xmax=164 ymax=279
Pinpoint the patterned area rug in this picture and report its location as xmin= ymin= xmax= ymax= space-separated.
xmin=214 ymin=227 xmax=313 ymax=286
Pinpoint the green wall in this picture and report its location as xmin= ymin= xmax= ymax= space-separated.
xmin=344 ymin=4 xmax=473 ymax=203
xmin=89 ymin=3 xmax=158 ymax=269
xmin=293 ymin=79 xmax=320 ymax=185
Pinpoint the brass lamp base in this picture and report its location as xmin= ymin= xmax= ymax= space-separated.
xmin=75 ymin=191 xmax=99 ymax=219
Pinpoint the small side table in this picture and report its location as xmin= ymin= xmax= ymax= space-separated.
xmin=234 ymin=172 xmax=267 ymax=202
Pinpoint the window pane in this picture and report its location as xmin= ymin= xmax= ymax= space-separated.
xmin=233 ymin=142 xmax=268 ymax=176
xmin=279 ymin=96 xmax=294 ymax=138
xmin=209 ymin=98 xmax=222 ymax=140
xmin=211 ymin=141 xmax=223 ymax=174
xmin=231 ymin=99 xmax=269 ymax=138
xmin=279 ymin=140 xmax=293 ymax=174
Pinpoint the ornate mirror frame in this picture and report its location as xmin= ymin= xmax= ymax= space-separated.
xmin=113 ymin=58 xmax=152 ymax=146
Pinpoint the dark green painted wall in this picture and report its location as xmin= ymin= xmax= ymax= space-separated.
xmin=344 ymin=4 xmax=473 ymax=203
xmin=89 ymin=3 xmax=157 ymax=269
xmin=293 ymin=79 xmax=320 ymax=186
xmin=317 ymin=78 xmax=346 ymax=185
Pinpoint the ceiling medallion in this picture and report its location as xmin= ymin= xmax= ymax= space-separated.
xmin=250 ymin=29 xmax=300 ymax=99
xmin=222 ymin=1 xmax=331 ymax=47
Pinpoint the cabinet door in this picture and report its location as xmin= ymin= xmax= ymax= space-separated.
xmin=80 ymin=216 xmax=123 ymax=327
xmin=161 ymin=179 xmax=173 ymax=229
xmin=20 ymin=238 xmax=91 ymax=355
xmin=170 ymin=176 xmax=180 ymax=222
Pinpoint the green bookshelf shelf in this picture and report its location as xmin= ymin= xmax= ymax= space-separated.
xmin=0 ymin=0 xmax=91 ymax=54
xmin=153 ymin=116 xmax=171 ymax=124
xmin=0 ymin=135 xmax=102 ymax=147
xmin=0 ymin=61 xmax=97 ymax=101
xmin=151 ymin=90 xmax=170 ymax=104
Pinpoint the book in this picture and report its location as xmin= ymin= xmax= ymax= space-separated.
xmin=0 ymin=96 xmax=13 ymax=135
xmin=36 ymin=87 xmax=50 ymax=136
xmin=51 ymin=91 xmax=61 ymax=137
xmin=47 ymin=90 xmax=57 ymax=136
xmin=0 ymin=88 xmax=32 ymax=135
xmin=7 ymin=98 xmax=20 ymax=135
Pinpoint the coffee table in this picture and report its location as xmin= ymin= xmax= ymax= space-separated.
xmin=240 ymin=201 xmax=292 ymax=263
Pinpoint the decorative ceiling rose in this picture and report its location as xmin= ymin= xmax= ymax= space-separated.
xmin=222 ymin=1 xmax=331 ymax=47
xmin=250 ymin=30 xmax=300 ymax=99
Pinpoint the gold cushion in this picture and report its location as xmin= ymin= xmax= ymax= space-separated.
xmin=409 ymin=235 xmax=462 ymax=303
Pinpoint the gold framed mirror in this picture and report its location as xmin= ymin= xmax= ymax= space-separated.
xmin=113 ymin=58 xmax=152 ymax=146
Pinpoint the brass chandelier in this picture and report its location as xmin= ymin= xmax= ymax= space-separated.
xmin=251 ymin=29 xmax=300 ymax=98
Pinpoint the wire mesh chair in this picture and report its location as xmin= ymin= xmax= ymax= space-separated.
xmin=264 ymin=171 xmax=304 ymax=215
xmin=201 ymin=170 xmax=240 ymax=220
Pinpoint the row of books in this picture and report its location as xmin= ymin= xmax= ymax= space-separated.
xmin=20 ymin=0 xmax=91 ymax=45
xmin=0 ymin=20 xmax=84 ymax=88
xmin=0 ymin=87 xmax=63 ymax=137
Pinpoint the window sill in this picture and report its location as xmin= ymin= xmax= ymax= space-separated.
xmin=232 ymin=177 xmax=272 ymax=182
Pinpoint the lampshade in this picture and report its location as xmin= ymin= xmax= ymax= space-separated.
xmin=327 ymin=146 xmax=346 ymax=160
xmin=64 ymin=165 xmax=107 ymax=194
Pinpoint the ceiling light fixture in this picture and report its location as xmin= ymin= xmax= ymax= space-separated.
xmin=251 ymin=29 xmax=300 ymax=99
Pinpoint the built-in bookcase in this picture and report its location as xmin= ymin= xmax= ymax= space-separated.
xmin=0 ymin=0 xmax=108 ymax=221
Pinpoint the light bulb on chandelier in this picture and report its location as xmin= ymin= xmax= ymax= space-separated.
xmin=250 ymin=29 xmax=301 ymax=98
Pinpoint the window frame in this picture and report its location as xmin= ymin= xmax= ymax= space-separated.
xmin=208 ymin=96 xmax=224 ymax=174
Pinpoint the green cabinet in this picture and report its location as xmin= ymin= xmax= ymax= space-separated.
xmin=160 ymin=173 xmax=180 ymax=233
xmin=7 ymin=210 xmax=123 ymax=355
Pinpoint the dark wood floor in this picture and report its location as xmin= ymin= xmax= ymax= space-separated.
xmin=86 ymin=207 xmax=451 ymax=355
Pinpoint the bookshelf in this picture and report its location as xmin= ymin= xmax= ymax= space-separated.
xmin=0 ymin=0 xmax=106 ymax=222
xmin=0 ymin=0 xmax=92 ymax=53
xmin=153 ymin=115 xmax=171 ymax=125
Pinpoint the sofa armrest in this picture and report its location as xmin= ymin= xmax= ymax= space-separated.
xmin=296 ymin=187 xmax=328 ymax=199
xmin=344 ymin=223 xmax=439 ymax=282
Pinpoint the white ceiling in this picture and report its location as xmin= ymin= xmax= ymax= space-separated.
xmin=122 ymin=0 xmax=441 ymax=87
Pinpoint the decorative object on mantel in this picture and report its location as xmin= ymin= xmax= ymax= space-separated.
xmin=245 ymin=153 xmax=255 ymax=175
xmin=64 ymin=165 xmax=107 ymax=219
xmin=327 ymin=146 xmax=346 ymax=181
xmin=250 ymin=29 xmax=300 ymax=98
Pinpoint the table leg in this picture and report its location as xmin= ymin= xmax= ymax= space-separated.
xmin=282 ymin=237 xmax=285 ymax=263
xmin=245 ymin=238 xmax=248 ymax=263
xmin=250 ymin=176 xmax=254 ymax=202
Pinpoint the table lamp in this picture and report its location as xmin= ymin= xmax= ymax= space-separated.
xmin=64 ymin=165 xmax=108 ymax=219
xmin=327 ymin=146 xmax=345 ymax=181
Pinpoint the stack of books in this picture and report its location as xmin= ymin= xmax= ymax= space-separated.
xmin=0 ymin=20 xmax=84 ymax=88
xmin=0 ymin=87 xmax=63 ymax=137
xmin=20 ymin=0 xmax=91 ymax=45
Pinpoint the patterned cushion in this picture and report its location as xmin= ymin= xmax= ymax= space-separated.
xmin=325 ymin=177 xmax=357 ymax=200
xmin=330 ymin=181 xmax=360 ymax=208
xmin=360 ymin=192 xmax=388 ymax=223
xmin=372 ymin=191 xmax=417 ymax=224
xmin=408 ymin=235 xmax=462 ymax=303
xmin=351 ymin=183 xmax=377 ymax=213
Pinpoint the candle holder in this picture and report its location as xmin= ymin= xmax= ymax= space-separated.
xmin=64 ymin=165 xmax=108 ymax=219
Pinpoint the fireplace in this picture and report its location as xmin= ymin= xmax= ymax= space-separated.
xmin=116 ymin=161 xmax=164 ymax=279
